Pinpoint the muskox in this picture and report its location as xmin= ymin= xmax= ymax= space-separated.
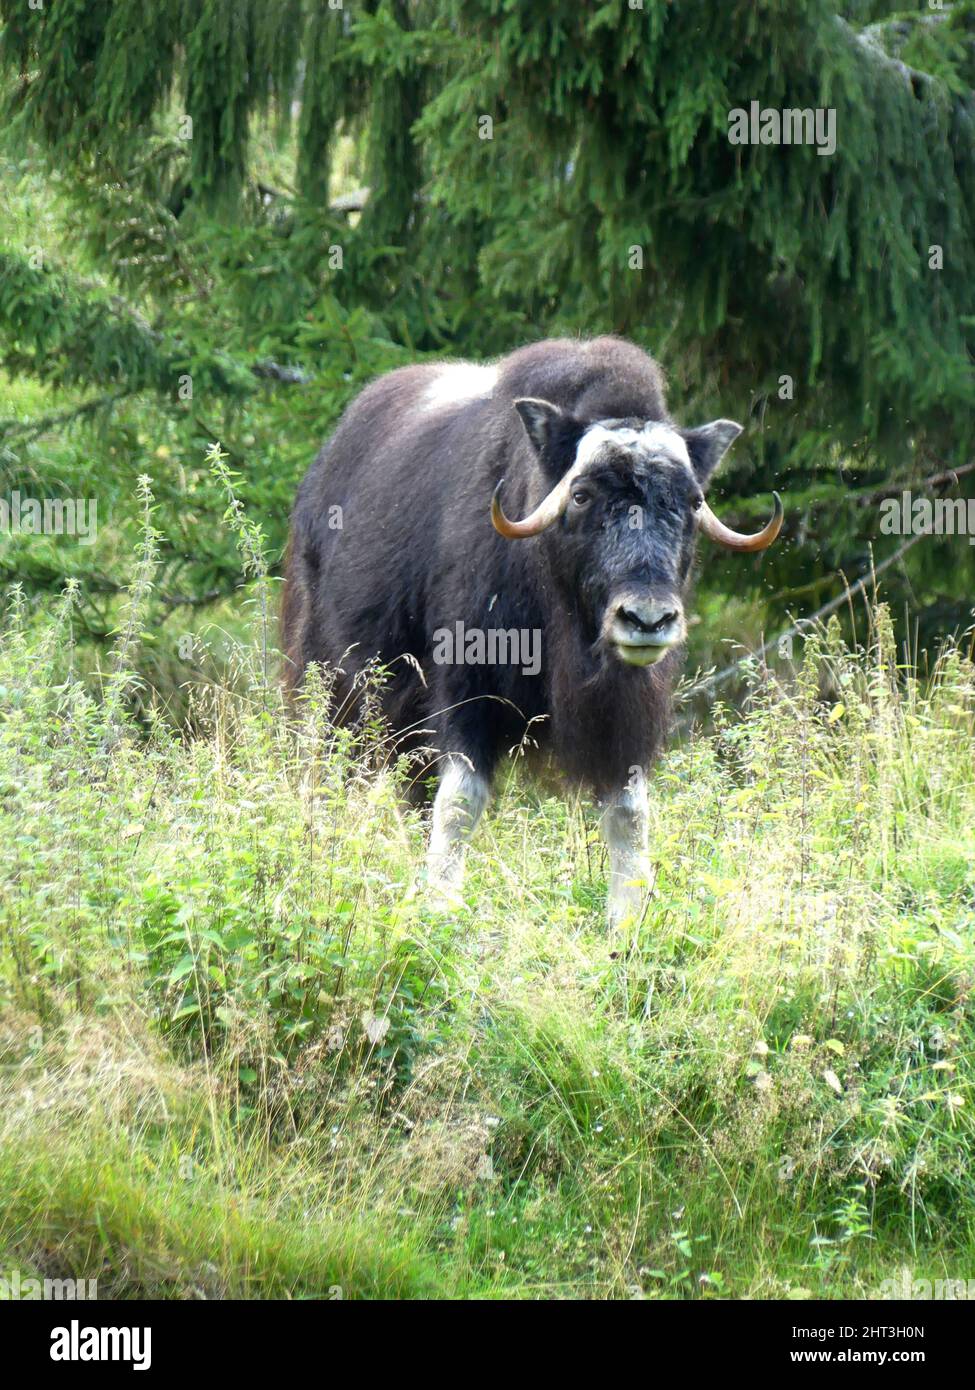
xmin=282 ymin=336 xmax=782 ymax=926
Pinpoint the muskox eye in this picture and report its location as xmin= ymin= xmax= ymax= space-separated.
xmin=692 ymin=494 xmax=704 ymax=511
xmin=571 ymin=489 xmax=592 ymax=508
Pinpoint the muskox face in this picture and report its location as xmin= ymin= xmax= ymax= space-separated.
xmin=492 ymin=400 xmax=782 ymax=668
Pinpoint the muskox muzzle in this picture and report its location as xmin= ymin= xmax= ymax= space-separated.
xmin=604 ymin=594 xmax=686 ymax=666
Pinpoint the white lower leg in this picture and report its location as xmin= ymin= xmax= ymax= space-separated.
xmin=601 ymin=767 xmax=651 ymax=929
xmin=427 ymin=756 xmax=490 ymax=899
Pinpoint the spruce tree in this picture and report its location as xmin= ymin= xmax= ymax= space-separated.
xmin=1 ymin=0 xmax=973 ymax=657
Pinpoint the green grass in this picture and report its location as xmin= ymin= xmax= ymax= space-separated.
xmin=1 ymin=489 xmax=975 ymax=1299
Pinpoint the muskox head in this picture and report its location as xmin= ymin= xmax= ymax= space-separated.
xmin=492 ymin=399 xmax=782 ymax=668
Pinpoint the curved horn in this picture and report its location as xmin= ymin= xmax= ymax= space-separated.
xmin=699 ymin=490 xmax=784 ymax=553
xmin=491 ymin=476 xmax=574 ymax=539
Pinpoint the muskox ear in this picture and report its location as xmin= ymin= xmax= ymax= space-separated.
xmin=514 ymin=398 xmax=586 ymax=473
xmin=681 ymin=419 xmax=743 ymax=485
xmin=512 ymin=397 xmax=563 ymax=454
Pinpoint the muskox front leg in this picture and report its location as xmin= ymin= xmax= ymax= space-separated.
xmin=426 ymin=756 xmax=490 ymax=907
xmin=601 ymin=767 xmax=652 ymax=930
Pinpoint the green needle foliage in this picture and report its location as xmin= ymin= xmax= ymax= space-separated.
xmin=2 ymin=0 xmax=973 ymax=460
xmin=1 ymin=1 xmax=974 ymax=685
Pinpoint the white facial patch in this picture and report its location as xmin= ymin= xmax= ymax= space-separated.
xmin=574 ymin=421 xmax=691 ymax=471
xmin=640 ymin=422 xmax=691 ymax=466
xmin=423 ymin=363 xmax=499 ymax=411
xmin=574 ymin=423 xmax=643 ymax=467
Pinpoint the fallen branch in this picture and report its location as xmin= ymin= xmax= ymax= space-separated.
xmin=251 ymin=359 xmax=310 ymax=386
xmin=855 ymin=458 xmax=975 ymax=505
xmin=685 ymin=532 xmax=925 ymax=704
xmin=330 ymin=186 xmax=370 ymax=214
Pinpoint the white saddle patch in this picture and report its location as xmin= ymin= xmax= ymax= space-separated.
xmin=423 ymin=363 xmax=499 ymax=411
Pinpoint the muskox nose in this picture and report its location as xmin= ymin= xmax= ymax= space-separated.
xmin=608 ymin=596 xmax=685 ymax=666
xmin=616 ymin=599 xmax=681 ymax=636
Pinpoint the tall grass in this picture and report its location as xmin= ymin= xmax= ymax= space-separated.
xmin=1 ymin=484 xmax=974 ymax=1298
